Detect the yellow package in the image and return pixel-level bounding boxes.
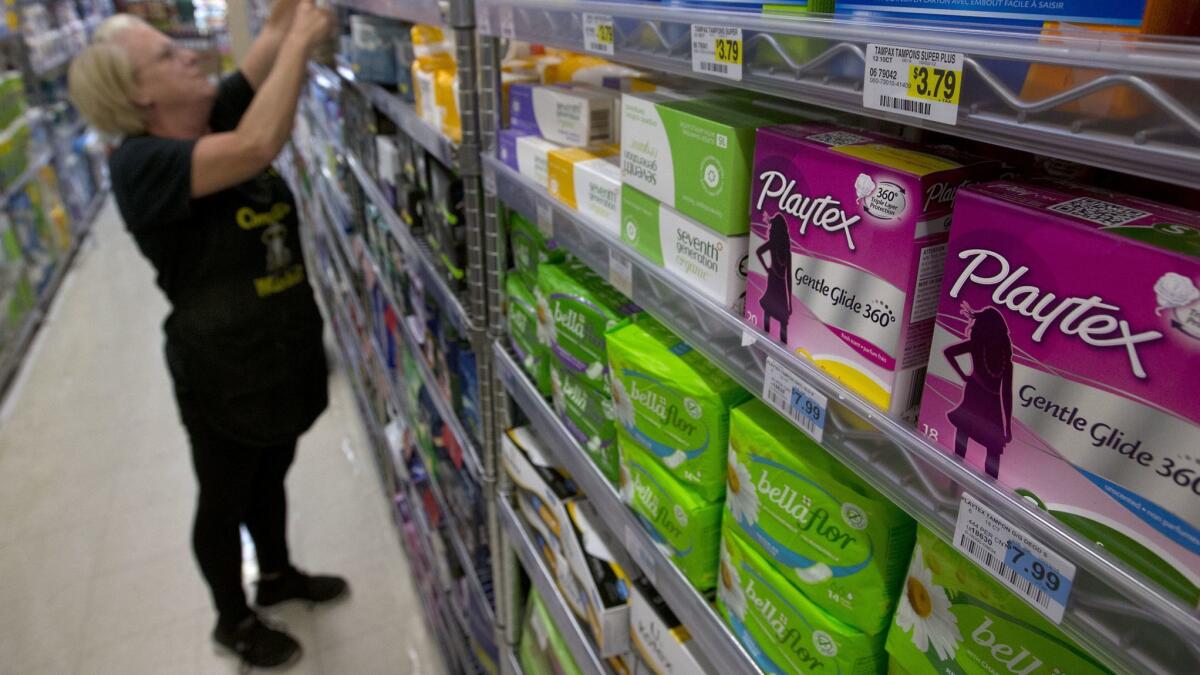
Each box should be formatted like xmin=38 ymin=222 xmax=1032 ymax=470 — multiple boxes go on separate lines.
xmin=546 ymin=144 xmax=619 ymax=209
xmin=542 ymin=54 xmax=641 ymax=86
xmin=412 ymin=53 xmax=454 ymax=129
xmin=410 ymin=23 xmax=448 ymax=58
xmin=435 ymin=67 xmax=461 ymax=143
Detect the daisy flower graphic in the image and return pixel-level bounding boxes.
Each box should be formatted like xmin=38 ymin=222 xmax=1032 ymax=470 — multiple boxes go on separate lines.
xmin=550 ymin=369 xmax=565 ymax=416
xmin=895 ymin=545 xmax=962 ymax=662
xmin=726 ymin=457 xmax=759 ymax=527
xmin=609 ymin=377 xmax=636 ymax=427
xmin=534 ymin=289 xmax=556 ymax=346
xmin=619 ymin=464 xmax=634 ymax=503
xmin=718 ymin=541 xmax=747 ymax=620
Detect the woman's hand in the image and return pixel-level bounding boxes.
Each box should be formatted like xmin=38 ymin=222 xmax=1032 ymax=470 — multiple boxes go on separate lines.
xmin=286 ymin=0 xmax=334 ymax=54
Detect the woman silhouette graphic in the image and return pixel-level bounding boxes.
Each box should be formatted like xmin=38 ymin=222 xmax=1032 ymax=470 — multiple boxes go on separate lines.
xmin=756 ymin=214 xmax=793 ymax=342
xmin=943 ymin=304 xmax=1014 ymax=479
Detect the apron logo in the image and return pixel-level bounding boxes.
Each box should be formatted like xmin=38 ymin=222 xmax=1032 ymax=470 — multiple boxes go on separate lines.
xmin=237 ymin=203 xmax=292 ymax=230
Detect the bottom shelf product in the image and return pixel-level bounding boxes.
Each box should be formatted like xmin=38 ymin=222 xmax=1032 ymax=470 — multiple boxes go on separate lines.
xmin=628 ymin=577 xmax=712 ymax=675
xmin=520 ymin=587 xmax=584 ymax=675
xmin=885 ymin=526 xmax=1110 ymax=675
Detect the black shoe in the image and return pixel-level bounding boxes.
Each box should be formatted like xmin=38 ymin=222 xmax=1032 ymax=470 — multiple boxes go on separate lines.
xmin=213 ymin=613 xmax=301 ymax=670
xmin=255 ymin=567 xmax=350 ymax=608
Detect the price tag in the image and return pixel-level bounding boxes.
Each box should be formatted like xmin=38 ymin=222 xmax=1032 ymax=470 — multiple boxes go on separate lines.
xmin=536 ymin=201 xmax=554 ymax=238
xmin=483 ymin=168 xmax=496 ymax=195
xmin=691 ymin=25 xmax=743 ymax=81
xmin=583 ymin=14 xmax=615 ymax=56
xmin=953 ymin=493 xmax=1076 ymax=623
xmin=863 ymin=44 xmax=963 ymax=125
xmin=499 ymin=6 xmax=516 ymax=39
xmin=761 ymin=356 xmax=827 ymax=443
xmin=609 ymin=250 xmax=634 ymax=299
xmin=625 ymin=525 xmax=657 ymax=585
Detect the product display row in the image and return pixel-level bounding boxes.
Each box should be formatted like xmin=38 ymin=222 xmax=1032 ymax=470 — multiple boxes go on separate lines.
xmin=0 ymin=62 xmax=110 ymax=399
xmin=295 ymin=3 xmax=1200 ymax=675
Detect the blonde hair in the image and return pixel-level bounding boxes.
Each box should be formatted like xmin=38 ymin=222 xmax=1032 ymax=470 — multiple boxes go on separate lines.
xmin=68 ymin=15 xmax=149 ymax=136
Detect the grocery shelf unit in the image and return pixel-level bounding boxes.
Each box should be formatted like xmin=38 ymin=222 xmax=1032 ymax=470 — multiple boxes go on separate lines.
xmin=473 ymin=5 xmax=1200 ymax=675
xmin=303 ymin=0 xmax=505 ymax=673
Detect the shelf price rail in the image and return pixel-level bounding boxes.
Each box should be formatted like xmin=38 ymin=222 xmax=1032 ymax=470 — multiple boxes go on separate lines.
xmin=476 ymin=0 xmax=1200 ymax=191
xmin=483 ymin=153 xmax=1200 ymax=675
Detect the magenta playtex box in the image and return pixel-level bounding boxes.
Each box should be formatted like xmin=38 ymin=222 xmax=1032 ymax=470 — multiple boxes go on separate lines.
xmin=920 ymin=179 xmax=1200 ymax=603
xmin=744 ymin=123 xmax=997 ymax=420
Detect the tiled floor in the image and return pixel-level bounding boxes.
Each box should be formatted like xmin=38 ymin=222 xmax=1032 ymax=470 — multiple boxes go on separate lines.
xmin=0 ymin=200 xmax=446 ymax=675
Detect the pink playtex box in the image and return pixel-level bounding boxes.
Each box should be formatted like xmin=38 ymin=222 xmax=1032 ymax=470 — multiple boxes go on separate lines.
xmin=744 ymin=123 xmax=997 ymax=420
xmin=920 ymin=179 xmax=1200 ymax=603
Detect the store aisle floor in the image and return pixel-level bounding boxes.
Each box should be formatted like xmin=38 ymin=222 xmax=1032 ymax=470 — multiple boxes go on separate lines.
xmin=0 ymin=200 xmax=446 ymax=675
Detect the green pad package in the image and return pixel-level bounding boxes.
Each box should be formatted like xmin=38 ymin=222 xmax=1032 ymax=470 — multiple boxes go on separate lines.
xmin=607 ymin=316 xmax=750 ymax=502
xmin=510 ymin=211 xmax=564 ymax=281
xmin=718 ymin=523 xmax=888 ymax=675
xmin=885 ymin=527 xmax=1110 ymax=675
xmin=550 ymin=358 xmax=619 ymax=483
xmin=619 ymin=434 xmax=723 ymax=592
xmin=520 ymin=588 xmax=584 ymax=675
xmin=536 ymin=259 xmax=640 ymax=393
xmin=727 ymin=399 xmax=915 ymax=634
xmin=507 ymin=272 xmax=551 ymax=395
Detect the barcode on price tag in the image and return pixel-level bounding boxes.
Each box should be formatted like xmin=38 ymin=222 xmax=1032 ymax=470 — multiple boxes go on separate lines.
xmin=691 ymin=25 xmax=743 ymax=81
xmin=536 ymin=201 xmax=553 ymax=238
xmin=863 ymin=44 xmax=963 ymax=125
xmin=583 ymin=14 xmax=614 ymax=56
xmin=761 ymin=357 xmax=826 ymax=443
xmin=499 ymin=6 xmax=515 ymax=39
xmin=625 ymin=524 xmax=657 ymax=585
xmin=609 ymin=250 xmax=633 ymax=298
xmin=953 ymin=493 xmax=1076 ymax=623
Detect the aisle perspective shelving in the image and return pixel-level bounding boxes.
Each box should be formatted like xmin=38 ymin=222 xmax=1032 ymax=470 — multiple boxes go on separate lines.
xmin=298 ymin=3 xmax=1200 ymax=675
xmin=482 ymin=148 xmax=1200 ymax=675
xmin=475 ymin=0 xmax=1200 ymax=190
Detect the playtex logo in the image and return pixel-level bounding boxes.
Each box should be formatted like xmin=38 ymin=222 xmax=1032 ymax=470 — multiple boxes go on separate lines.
xmin=1154 ymin=271 xmax=1200 ymax=341
xmin=755 ymin=171 xmax=862 ymax=250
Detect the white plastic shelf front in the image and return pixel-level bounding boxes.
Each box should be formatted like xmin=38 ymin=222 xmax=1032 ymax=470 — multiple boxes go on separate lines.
xmin=497 ymin=497 xmax=609 ymax=675
xmin=335 ymin=62 xmax=460 ymax=170
xmin=483 ymin=154 xmax=1200 ymax=675
xmin=333 ymin=0 xmax=444 ymax=26
xmin=493 ymin=343 xmax=762 ymax=675
xmin=476 ymin=0 xmax=1200 ymax=190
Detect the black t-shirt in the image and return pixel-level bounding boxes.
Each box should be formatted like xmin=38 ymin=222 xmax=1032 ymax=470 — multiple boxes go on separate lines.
xmin=110 ymin=71 xmax=327 ymax=446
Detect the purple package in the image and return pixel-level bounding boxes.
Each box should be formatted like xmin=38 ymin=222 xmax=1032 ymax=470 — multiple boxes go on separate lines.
xmin=744 ymin=123 xmax=997 ymax=420
xmin=920 ymin=179 xmax=1200 ymax=603
xmin=498 ymin=127 xmax=532 ymax=172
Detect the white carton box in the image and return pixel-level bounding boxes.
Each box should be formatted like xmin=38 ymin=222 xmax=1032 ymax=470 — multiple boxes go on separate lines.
xmin=547 ymin=145 xmax=622 ymax=237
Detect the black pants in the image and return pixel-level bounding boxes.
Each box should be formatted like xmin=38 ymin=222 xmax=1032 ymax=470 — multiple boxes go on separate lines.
xmin=186 ymin=415 xmax=298 ymax=626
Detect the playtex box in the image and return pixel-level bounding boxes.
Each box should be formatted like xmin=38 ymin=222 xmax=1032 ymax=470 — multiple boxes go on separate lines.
xmin=885 ymin=527 xmax=1108 ymax=675
xmin=727 ymin=398 xmax=916 ymax=635
xmin=919 ymin=180 xmax=1200 ymax=605
xmin=621 ymin=184 xmax=750 ymax=311
xmin=744 ymin=124 xmax=998 ymax=421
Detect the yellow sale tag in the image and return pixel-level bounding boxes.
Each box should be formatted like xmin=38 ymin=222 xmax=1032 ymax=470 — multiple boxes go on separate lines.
xmin=907 ymin=64 xmax=961 ymax=105
xmin=715 ymin=37 xmax=743 ymax=65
